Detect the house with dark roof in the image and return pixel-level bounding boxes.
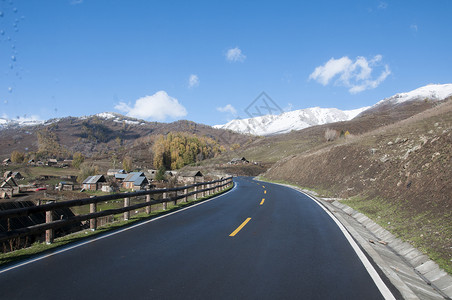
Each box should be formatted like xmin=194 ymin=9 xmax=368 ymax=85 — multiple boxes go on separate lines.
xmin=178 ymin=171 xmax=204 ymax=184
xmin=82 ymin=175 xmax=106 ymax=191
xmin=3 ymin=171 xmax=12 ymax=178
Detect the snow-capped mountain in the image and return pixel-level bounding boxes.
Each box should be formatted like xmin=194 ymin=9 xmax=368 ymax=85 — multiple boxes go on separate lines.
xmin=89 ymin=112 xmax=146 ymax=125
xmin=213 ymin=107 xmax=369 ymax=136
xmin=214 ymin=83 xmax=452 ymax=136
xmin=0 ymin=116 xmax=43 ymax=128
xmin=372 ymin=83 xmax=452 ymax=108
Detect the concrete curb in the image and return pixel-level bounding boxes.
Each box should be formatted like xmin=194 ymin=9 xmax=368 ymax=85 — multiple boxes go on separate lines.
xmin=266 ymin=181 xmax=452 ymax=300
xmin=326 ymin=199 xmax=452 ymax=299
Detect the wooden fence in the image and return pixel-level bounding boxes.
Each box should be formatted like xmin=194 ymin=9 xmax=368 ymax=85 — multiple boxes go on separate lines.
xmin=0 ymin=177 xmax=233 ymax=245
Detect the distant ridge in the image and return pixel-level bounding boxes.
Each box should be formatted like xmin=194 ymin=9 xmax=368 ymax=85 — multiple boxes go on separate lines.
xmin=214 ymin=83 xmax=452 ymax=136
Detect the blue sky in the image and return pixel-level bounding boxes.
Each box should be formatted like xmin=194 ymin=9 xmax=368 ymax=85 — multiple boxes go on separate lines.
xmin=0 ymin=0 xmax=451 ymax=125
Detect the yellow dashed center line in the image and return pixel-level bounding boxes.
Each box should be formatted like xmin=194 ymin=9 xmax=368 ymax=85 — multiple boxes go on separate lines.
xmin=229 ymin=218 xmax=252 ymax=237
xmin=264 ymin=190 xmax=267 ymax=194
xmin=260 ymin=198 xmax=265 ymax=205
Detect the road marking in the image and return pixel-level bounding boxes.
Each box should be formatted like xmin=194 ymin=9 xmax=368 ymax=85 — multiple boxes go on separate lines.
xmin=264 ymin=190 xmax=267 ymax=194
xmin=260 ymin=198 xmax=265 ymax=205
xmin=0 ymin=181 xmax=238 ymax=274
xmin=278 ymin=185 xmax=396 ymax=300
xmin=262 ymin=186 xmax=265 ymax=188
xmin=229 ymin=218 xmax=251 ymax=237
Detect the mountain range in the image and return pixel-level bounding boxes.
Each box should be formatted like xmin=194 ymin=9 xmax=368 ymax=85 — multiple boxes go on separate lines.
xmin=214 ymin=83 xmax=452 ymax=136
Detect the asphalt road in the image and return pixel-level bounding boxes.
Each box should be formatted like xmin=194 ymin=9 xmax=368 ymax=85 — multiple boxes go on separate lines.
xmin=0 ymin=177 xmax=394 ymax=299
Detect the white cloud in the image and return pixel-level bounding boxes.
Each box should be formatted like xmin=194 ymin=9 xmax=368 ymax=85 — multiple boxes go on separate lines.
xmin=378 ymin=2 xmax=388 ymax=9
xmin=115 ymin=91 xmax=187 ymax=121
xmin=410 ymin=24 xmax=418 ymax=32
xmin=217 ymin=104 xmax=237 ymax=115
xmin=188 ymin=74 xmax=199 ymax=88
xmin=226 ymin=47 xmax=246 ymax=62
xmin=309 ymin=55 xmax=391 ymax=94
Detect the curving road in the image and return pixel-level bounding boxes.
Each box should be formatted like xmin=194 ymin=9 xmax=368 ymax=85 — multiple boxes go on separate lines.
xmin=0 ymin=177 xmax=396 ymax=299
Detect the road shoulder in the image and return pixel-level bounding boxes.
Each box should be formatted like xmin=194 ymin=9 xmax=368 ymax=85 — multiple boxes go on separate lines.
xmin=261 ymin=180 xmax=452 ymax=300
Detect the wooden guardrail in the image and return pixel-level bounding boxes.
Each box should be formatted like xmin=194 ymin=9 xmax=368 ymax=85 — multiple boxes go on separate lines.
xmin=0 ymin=177 xmax=233 ymax=245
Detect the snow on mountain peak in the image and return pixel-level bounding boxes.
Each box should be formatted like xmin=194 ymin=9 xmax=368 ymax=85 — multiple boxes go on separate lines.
xmin=213 ymin=106 xmax=369 ymax=136
xmin=374 ymin=83 xmax=452 ymax=107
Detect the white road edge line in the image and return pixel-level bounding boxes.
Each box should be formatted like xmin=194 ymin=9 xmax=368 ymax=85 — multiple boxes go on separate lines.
xmin=0 ymin=182 xmax=237 ymax=274
xmin=260 ymin=181 xmax=396 ymax=300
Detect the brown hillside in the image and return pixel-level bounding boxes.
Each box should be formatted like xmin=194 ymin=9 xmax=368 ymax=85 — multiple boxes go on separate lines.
xmin=0 ymin=115 xmax=255 ymax=163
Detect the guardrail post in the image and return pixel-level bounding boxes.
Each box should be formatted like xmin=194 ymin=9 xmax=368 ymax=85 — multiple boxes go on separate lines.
xmin=163 ymin=192 xmax=167 ymax=210
xmin=124 ymin=197 xmax=130 ymax=220
xmin=194 ymin=186 xmax=197 ymax=200
xmin=146 ymin=194 xmax=151 ymax=214
xmin=184 ymin=187 xmax=188 ymax=202
xmin=45 ymin=208 xmax=54 ymax=244
xmin=207 ymin=184 xmax=211 ymax=196
xmin=90 ymin=202 xmax=97 ymax=230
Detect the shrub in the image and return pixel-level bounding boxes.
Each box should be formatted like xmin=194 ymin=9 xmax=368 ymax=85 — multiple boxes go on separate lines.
xmin=325 ymin=129 xmax=337 ymax=142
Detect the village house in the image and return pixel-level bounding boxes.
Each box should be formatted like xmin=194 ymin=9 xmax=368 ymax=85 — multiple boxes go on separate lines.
xmin=47 ymin=159 xmax=58 ymax=166
xmin=107 ymin=169 xmax=126 ymax=176
xmin=178 ymin=171 xmax=204 ymax=184
xmin=58 ymin=181 xmax=74 ymax=191
xmin=114 ymin=173 xmax=128 ymax=183
xmin=2 ymin=158 xmax=11 ymax=165
xmin=132 ymin=176 xmax=150 ymax=191
xmin=3 ymin=171 xmax=12 ymax=178
xmin=229 ymin=157 xmax=249 ymax=165
xmin=0 ymin=177 xmax=19 ymax=198
xmin=82 ymin=175 xmax=106 ymax=191
xmin=122 ymin=172 xmax=149 ymax=190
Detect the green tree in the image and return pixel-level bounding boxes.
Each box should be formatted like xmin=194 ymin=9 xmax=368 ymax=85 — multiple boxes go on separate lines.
xmin=155 ymin=166 xmax=166 ymax=181
xmin=72 ymin=152 xmax=85 ymax=169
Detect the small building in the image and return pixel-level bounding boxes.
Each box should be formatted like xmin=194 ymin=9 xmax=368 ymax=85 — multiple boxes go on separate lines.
xmin=58 ymin=182 xmax=74 ymax=191
xmin=11 ymin=172 xmax=23 ymax=180
xmin=229 ymin=157 xmax=249 ymax=164
xmin=107 ymin=169 xmax=126 ymax=176
xmin=133 ymin=176 xmax=149 ymax=191
xmin=47 ymin=159 xmax=58 ymax=166
xmin=3 ymin=171 xmax=12 ymax=178
xmin=122 ymin=172 xmax=147 ymax=190
xmin=82 ymin=175 xmax=106 ymax=191
xmin=178 ymin=171 xmax=204 ymax=184
xmin=2 ymin=158 xmax=11 ymax=165
xmin=114 ymin=173 xmax=128 ymax=182
xmin=28 ymin=159 xmax=35 ymax=164
xmin=0 ymin=177 xmax=19 ymax=198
